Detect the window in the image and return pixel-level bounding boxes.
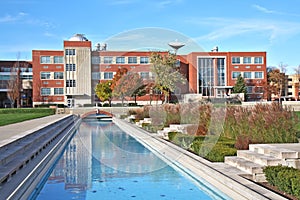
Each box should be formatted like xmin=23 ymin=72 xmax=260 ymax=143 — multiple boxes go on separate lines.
xmin=116 ymin=57 xmax=125 ymax=64
xmin=257 ymin=66 xmax=262 ymax=69
xmin=54 ymin=88 xmax=64 ymax=95
xmin=232 ymin=57 xmax=240 ymax=64
xmin=104 ymin=57 xmax=113 ymax=64
xmin=245 ymin=66 xmax=250 ymax=69
xmin=56 ymin=66 xmax=62 ymax=69
xmin=140 ymin=57 xmax=149 ymax=64
xmin=243 ymin=72 xmax=252 ymax=79
xmin=255 ymin=72 xmax=263 ymax=79
xmin=140 ymin=72 xmax=149 ymax=79
xmin=41 ymin=72 xmax=51 ymax=79
xmin=243 ymin=57 xmax=252 ymax=64
xmin=43 ymin=66 xmax=48 ymax=69
xmin=65 ymin=49 xmax=75 ymax=56
xmin=66 ymin=80 xmax=76 ymax=87
xmin=41 ymin=88 xmax=51 ymax=96
xmin=104 ymin=72 xmax=113 ymax=80
xmin=54 ymin=72 xmax=64 ymax=79
xmin=246 ymin=86 xmax=254 ymax=94
xmin=128 ymin=57 xmax=137 ymax=64
xmin=54 ymin=56 xmax=63 ymax=63
xmin=92 ymin=56 xmax=100 ymax=64
xmin=66 ymin=64 xmax=76 ymax=71
xmin=41 ymin=56 xmax=51 ymax=64
xmin=254 ymin=57 xmax=263 ymax=64
xmin=234 ymin=66 xmax=239 ymax=68
xmin=232 ymin=72 xmax=241 ymax=79
xmin=43 ymin=81 xmax=48 ymax=84
xmin=56 ymin=81 xmax=62 ymax=85
xmin=92 ymin=72 xmax=100 ymax=80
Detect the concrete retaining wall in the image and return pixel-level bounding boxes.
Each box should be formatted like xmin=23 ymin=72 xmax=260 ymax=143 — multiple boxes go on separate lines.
xmin=0 ymin=115 xmax=81 ymax=200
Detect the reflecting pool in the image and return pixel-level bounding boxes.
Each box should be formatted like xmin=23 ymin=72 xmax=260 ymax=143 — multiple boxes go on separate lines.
xmin=32 ymin=118 xmax=230 ymax=200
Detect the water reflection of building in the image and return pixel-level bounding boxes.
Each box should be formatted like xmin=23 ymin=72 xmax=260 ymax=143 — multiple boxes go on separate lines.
xmin=48 ymin=125 xmax=92 ymax=191
xmin=47 ymin=121 xmax=181 ymax=191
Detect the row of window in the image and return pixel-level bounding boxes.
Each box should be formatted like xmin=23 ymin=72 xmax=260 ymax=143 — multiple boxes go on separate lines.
xmin=65 ymin=49 xmax=76 ymax=56
xmin=41 ymin=72 xmax=64 ymax=80
xmin=0 ymin=67 xmax=32 ymax=72
xmin=101 ymin=72 xmax=151 ymax=80
xmin=232 ymin=71 xmax=264 ymax=79
xmin=92 ymin=56 xmax=149 ymax=64
xmin=0 ymin=74 xmax=33 ymax=80
xmin=41 ymin=88 xmax=64 ymax=96
xmin=232 ymin=56 xmax=263 ymax=64
xmin=40 ymin=56 xmax=64 ymax=64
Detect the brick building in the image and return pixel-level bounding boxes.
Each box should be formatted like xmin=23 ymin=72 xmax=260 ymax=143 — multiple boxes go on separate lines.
xmin=0 ymin=60 xmax=32 ymax=107
xmin=1 ymin=34 xmax=268 ymax=107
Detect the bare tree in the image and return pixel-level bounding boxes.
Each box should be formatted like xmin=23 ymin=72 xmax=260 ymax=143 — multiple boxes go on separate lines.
xmin=7 ymin=61 xmax=21 ymax=108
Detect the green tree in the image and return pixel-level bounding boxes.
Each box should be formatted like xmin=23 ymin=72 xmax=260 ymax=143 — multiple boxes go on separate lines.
xmin=95 ymin=81 xmax=112 ymax=106
xmin=113 ymin=72 xmax=145 ymax=106
xmin=232 ymin=74 xmax=247 ymax=100
xmin=131 ymin=84 xmax=147 ymax=104
xmin=150 ymin=52 xmax=185 ymax=103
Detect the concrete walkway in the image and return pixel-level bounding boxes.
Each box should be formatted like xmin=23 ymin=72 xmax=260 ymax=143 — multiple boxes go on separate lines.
xmin=0 ymin=114 xmax=70 ymax=148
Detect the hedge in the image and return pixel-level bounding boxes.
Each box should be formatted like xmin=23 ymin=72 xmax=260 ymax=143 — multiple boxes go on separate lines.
xmin=0 ymin=108 xmax=55 ymax=115
xmin=264 ymin=165 xmax=300 ymax=199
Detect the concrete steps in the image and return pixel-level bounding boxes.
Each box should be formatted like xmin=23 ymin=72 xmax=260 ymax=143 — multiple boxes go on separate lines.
xmin=225 ymin=143 xmax=300 ymax=182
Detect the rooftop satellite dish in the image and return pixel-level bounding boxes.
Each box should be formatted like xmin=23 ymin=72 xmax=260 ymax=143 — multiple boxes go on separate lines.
xmin=168 ymin=40 xmax=185 ymax=54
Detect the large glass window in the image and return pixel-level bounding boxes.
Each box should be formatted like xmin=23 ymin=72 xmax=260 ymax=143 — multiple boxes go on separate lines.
xmin=54 ymin=72 xmax=64 ymax=79
xmin=40 ymin=56 xmax=51 ymax=64
xmin=243 ymin=72 xmax=252 ymax=79
xmin=116 ymin=57 xmax=125 ymax=64
xmin=54 ymin=88 xmax=64 ymax=95
xmin=104 ymin=57 xmax=113 ymax=64
xmin=254 ymin=57 xmax=263 ymax=64
xmin=41 ymin=88 xmax=51 ymax=96
xmin=54 ymin=56 xmax=64 ymax=63
xmin=255 ymin=72 xmax=263 ymax=79
xmin=232 ymin=71 xmax=241 ymax=79
xmin=65 ymin=49 xmax=75 ymax=56
xmin=198 ymin=58 xmax=214 ymax=96
xmin=140 ymin=57 xmax=149 ymax=64
xmin=66 ymin=64 xmax=76 ymax=71
xmin=104 ymin=72 xmax=113 ymax=80
xmin=217 ymin=58 xmax=225 ymax=86
xmin=41 ymin=72 xmax=51 ymax=79
xmin=128 ymin=57 xmax=137 ymax=64
xmin=243 ymin=57 xmax=252 ymax=64
xmin=66 ymin=80 xmax=76 ymax=87
xmin=232 ymin=57 xmax=240 ymax=64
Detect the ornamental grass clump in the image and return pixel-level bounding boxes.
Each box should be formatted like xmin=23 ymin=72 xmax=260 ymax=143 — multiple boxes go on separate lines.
xmin=223 ymin=103 xmax=298 ymax=150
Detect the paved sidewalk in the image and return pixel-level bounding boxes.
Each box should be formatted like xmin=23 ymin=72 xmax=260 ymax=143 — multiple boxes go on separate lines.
xmin=0 ymin=114 xmax=70 ymax=148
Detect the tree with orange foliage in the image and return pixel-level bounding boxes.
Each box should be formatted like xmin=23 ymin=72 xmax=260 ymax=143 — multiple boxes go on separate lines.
xmin=110 ymin=67 xmax=128 ymax=90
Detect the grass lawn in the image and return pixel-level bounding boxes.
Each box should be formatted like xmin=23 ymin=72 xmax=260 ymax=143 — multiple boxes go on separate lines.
xmin=0 ymin=108 xmax=55 ymax=126
xmin=168 ymin=133 xmax=237 ymax=162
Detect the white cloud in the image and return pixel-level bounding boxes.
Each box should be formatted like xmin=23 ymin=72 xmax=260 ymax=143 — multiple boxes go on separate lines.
xmin=252 ymin=4 xmax=276 ymax=14
xmin=186 ymin=18 xmax=300 ymax=44
xmin=0 ymin=12 xmax=27 ymax=23
xmin=252 ymin=4 xmax=300 ymax=17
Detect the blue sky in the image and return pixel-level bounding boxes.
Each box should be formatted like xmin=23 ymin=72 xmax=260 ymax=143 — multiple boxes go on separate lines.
xmin=1 ymin=0 xmax=300 ymax=74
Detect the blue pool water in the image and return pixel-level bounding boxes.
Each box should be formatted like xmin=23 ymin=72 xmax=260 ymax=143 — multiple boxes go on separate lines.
xmin=33 ymin=118 xmax=230 ymax=200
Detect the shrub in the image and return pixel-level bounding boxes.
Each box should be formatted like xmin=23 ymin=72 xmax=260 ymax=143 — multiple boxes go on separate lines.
xmin=168 ymin=131 xmax=178 ymax=141
xmin=264 ymin=165 xmax=300 ymax=198
xmin=223 ymin=103 xmax=298 ymax=149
